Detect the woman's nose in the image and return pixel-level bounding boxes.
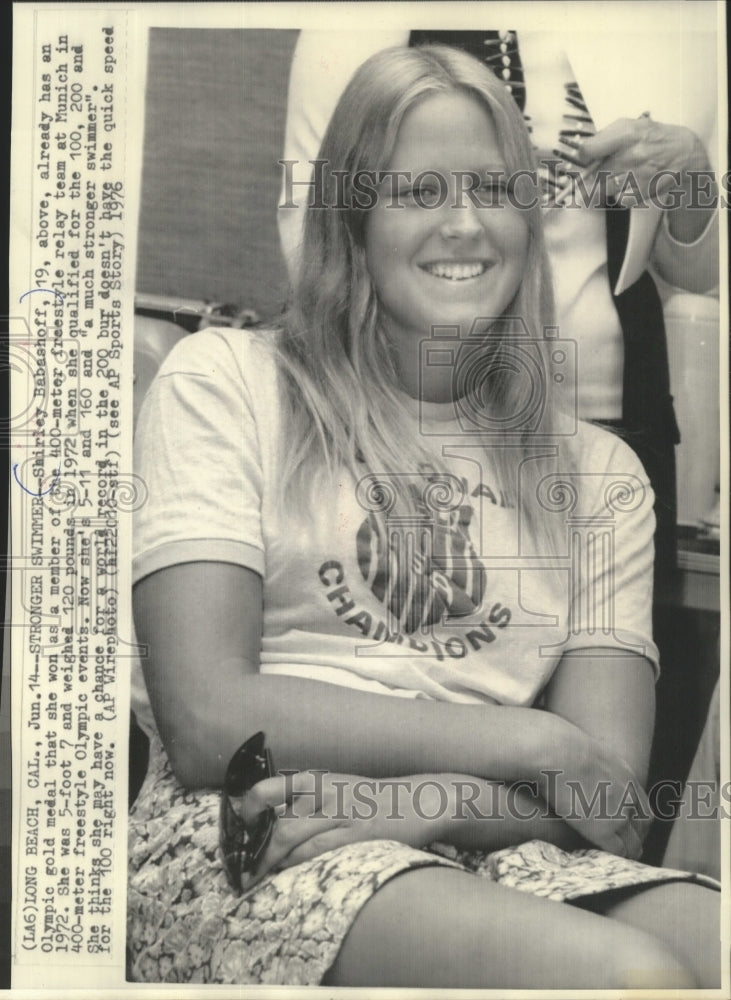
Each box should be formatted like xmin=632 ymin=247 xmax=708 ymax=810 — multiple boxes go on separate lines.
xmin=438 ymin=202 xmax=484 ymax=240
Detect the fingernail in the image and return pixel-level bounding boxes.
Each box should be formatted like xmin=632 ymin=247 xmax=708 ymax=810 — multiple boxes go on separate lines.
xmin=239 ymin=870 xmax=260 ymax=894
xmin=553 ymin=149 xmax=585 ymax=169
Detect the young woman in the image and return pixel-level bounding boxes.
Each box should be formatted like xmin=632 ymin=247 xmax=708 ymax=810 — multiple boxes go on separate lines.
xmin=128 ymin=45 xmax=720 ymax=988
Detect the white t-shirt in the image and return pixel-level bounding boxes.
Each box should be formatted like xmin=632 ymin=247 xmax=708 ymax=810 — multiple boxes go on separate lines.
xmin=131 ymin=328 xmax=658 ymax=734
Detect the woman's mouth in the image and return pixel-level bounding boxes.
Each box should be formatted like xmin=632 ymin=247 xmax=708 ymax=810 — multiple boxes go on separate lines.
xmin=419 ymin=260 xmax=491 ymax=281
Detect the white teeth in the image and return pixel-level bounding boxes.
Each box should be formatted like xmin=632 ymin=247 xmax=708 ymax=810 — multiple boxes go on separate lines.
xmin=422 ymin=261 xmax=487 ymax=280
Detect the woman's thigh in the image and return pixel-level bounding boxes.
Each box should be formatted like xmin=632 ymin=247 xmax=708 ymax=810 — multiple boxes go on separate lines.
xmin=324 ymin=866 xmax=697 ymax=990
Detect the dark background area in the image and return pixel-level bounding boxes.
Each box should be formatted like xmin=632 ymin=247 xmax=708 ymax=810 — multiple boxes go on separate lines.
xmin=136 ymin=28 xmax=297 ymax=321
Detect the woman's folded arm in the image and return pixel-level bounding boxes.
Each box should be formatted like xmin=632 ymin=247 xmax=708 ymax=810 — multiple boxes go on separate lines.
xmin=134 ymin=561 xmax=568 ymax=790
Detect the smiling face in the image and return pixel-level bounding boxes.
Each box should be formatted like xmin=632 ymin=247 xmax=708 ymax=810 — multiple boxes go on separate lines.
xmin=364 ymin=90 xmax=530 ymax=398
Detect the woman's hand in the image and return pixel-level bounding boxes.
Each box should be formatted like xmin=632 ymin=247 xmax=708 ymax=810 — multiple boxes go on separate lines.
xmin=234 ymin=770 xmax=456 ymax=891
xmin=533 ymin=717 xmax=652 ymax=860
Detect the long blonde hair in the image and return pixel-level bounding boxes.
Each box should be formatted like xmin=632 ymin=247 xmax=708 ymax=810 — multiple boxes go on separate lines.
xmin=276 ymin=44 xmax=568 ymax=556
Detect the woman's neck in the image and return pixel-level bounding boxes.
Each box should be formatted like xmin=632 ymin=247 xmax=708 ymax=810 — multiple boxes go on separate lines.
xmin=389 ymin=327 xmax=460 ymax=403
xmin=393 ymin=335 xmax=491 ymax=407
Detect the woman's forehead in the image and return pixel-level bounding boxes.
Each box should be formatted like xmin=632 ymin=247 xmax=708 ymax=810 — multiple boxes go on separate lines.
xmin=386 ymin=91 xmax=506 ymax=172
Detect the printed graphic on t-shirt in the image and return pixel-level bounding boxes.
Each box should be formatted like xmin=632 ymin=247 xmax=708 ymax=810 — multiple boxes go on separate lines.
xmin=318 ymin=473 xmax=514 ymax=661
xmin=356 ymin=504 xmax=485 ymax=633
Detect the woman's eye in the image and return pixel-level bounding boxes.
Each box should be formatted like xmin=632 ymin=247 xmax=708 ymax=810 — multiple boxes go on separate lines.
xmin=402 ymin=185 xmax=442 ymax=206
xmin=396 ymin=180 xmax=507 ymax=206
xmin=476 ymin=182 xmax=507 ymax=204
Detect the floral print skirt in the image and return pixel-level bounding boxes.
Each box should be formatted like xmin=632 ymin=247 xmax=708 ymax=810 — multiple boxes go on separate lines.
xmin=128 ymin=736 xmax=719 ymax=985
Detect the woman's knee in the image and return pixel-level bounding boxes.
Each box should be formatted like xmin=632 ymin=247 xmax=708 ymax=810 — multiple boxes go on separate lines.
xmin=599 ymin=879 xmax=721 ymax=988
xmin=603 ymin=927 xmax=697 ymax=990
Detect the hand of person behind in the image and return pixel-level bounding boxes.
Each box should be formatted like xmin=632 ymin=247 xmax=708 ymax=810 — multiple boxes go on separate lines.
xmin=575 ymin=115 xmax=712 ymax=212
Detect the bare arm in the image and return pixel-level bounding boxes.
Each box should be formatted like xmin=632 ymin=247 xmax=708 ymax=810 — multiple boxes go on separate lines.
xmin=136 ymin=563 xmax=651 ymax=857
xmin=542 ymin=648 xmax=655 ymax=786
xmin=134 ymin=561 xmax=563 ymax=789
xmin=435 ymin=777 xmax=590 ymax=854
xmin=425 ymin=649 xmax=655 ymax=855
xmin=652 ymin=132 xmax=718 ymax=293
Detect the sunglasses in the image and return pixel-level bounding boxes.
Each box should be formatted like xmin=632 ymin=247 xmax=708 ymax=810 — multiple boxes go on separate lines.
xmin=219 ymin=730 xmax=276 ymax=894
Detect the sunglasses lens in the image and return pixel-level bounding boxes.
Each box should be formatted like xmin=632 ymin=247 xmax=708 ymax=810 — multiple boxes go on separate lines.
xmin=219 ymin=732 xmax=275 ymax=893
xmin=225 ymin=731 xmax=271 ymax=795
